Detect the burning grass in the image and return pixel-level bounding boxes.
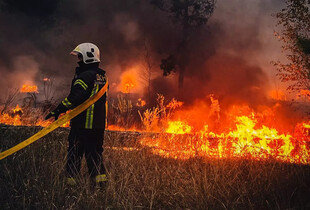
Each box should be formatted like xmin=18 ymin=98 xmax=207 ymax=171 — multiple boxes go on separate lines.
xmin=1 ymin=125 xmax=310 ymax=209
xmin=1 ymin=94 xmax=310 ymax=165
xmin=1 ymin=92 xmax=310 ymax=208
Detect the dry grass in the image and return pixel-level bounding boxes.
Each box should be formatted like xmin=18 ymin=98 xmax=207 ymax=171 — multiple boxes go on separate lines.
xmin=1 ymin=125 xmax=310 ymax=209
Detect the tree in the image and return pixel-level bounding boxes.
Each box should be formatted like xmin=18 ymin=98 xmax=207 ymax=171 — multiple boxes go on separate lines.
xmin=298 ymin=36 xmax=310 ymax=54
xmin=141 ymin=40 xmax=156 ymax=105
xmin=274 ymin=0 xmax=310 ymax=92
xmin=151 ymin=0 xmax=215 ymax=97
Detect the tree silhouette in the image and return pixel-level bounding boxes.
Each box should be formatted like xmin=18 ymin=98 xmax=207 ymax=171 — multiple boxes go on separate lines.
xmin=151 ymin=0 xmax=215 ymax=97
xmin=298 ymin=37 xmax=310 ymax=55
xmin=274 ymin=0 xmax=310 ymax=92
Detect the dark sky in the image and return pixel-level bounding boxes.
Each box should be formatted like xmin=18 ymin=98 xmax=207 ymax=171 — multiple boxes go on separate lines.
xmin=0 ymin=0 xmax=286 ymax=106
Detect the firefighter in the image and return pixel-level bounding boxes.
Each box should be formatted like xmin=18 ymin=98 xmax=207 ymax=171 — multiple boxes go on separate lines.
xmin=45 ymin=43 xmax=108 ymax=189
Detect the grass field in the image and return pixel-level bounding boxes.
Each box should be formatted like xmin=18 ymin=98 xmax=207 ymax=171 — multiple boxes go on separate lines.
xmin=1 ymin=125 xmax=310 ymax=209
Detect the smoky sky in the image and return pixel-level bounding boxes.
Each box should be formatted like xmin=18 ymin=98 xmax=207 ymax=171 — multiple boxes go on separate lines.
xmin=0 ymin=0 xmax=285 ymax=106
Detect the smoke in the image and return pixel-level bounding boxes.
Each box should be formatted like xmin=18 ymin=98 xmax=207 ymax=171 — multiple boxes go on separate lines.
xmin=0 ymin=56 xmax=39 ymax=89
xmin=0 ymin=0 xmax=285 ymax=107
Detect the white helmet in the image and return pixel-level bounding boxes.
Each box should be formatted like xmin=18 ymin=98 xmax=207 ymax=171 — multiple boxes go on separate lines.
xmin=70 ymin=43 xmax=100 ymax=64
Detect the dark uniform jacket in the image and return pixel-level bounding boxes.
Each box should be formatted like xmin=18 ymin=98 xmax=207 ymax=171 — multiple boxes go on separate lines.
xmin=57 ymin=63 xmax=107 ymax=129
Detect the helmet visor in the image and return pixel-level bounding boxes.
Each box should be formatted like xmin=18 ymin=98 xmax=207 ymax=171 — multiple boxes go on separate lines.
xmin=70 ymin=50 xmax=79 ymax=56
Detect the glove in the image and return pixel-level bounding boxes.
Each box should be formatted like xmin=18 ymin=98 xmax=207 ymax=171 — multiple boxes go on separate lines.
xmin=45 ymin=109 xmax=61 ymax=120
xmin=45 ymin=102 xmax=68 ymax=121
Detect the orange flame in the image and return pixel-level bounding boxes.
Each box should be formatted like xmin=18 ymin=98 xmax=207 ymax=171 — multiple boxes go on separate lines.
xmin=117 ymin=65 xmax=144 ymax=94
xmin=138 ymin=98 xmax=310 ymax=164
xmin=303 ymin=123 xmax=310 ymax=129
xmin=20 ymin=84 xmax=38 ymax=93
xmin=166 ymin=99 xmax=183 ymax=109
xmin=140 ymin=116 xmax=310 ymax=164
xmin=0 ymin=105 xmax=69 ymax=127
xmin=1 ymin=93 xmax=310 ymax=165
xmin=137 ymin=98 xmax=146 ymax=107
xmin=0 ymin=113 xmax=22 ymax=126
xmin=297 ymin=89 xmax=310 ymax=100
xmin=12 ymin=105 xmax=23 ymax=114
xmin=166 ymin=121 xmax=192 ymax=134
xmin=269 ymin=90 xmax=287 ymax=101
xmin=119 ymin=72 xmax=137 ymax=93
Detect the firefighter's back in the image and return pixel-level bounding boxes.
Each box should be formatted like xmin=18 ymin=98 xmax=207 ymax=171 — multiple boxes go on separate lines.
xmin=70 ymin=67 xmax=107 ymax=129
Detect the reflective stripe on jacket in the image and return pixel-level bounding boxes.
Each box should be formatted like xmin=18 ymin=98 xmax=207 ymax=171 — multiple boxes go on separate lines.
xmin=61 ymin=63 xmax=107 ymax=129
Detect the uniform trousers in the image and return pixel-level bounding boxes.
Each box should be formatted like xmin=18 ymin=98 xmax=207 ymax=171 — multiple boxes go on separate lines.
xmin=66 ymin=127 xmax=106 ymax=178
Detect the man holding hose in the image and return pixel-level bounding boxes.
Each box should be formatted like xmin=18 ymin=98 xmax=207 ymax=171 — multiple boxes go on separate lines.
xmin=45 ymin=43 xmax=108 ymax=189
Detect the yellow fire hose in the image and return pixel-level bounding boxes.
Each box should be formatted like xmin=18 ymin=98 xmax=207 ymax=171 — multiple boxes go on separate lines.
xmin=0 ymin=81 xmax=108 ymax=160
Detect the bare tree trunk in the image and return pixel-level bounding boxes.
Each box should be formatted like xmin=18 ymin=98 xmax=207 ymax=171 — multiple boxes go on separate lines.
xmin=177 ymin=6 xmax=189 ymax=100
xmin=148 ymin=71 xmax=151 ymax=105
xmin=178 ymin=66 xmax=185 ymax=99
xmin=143 ymin=40 xmax=154 ymax=105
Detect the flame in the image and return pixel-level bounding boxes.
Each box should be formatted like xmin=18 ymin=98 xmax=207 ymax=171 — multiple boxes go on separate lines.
xmin=137 ymin=98 xmax=146 ymax=107
xmin=20 ymin=84 xmax=38 ymax=93
xmin=118 ymin=69 xmax=138 ymax=93
xmin=43 ymin=78 xmax=50 ymax=82
xmin=227 ymin=116 xmax=293 ymax=158
xmin=0 ymin=105 xmax=69 ymax=127
xmin=0 ymin=113 xmax=22 ymax=126
xmin=297 ymin=89 xmax=310 ymax=100
xmin=269 ymin=90 xmax=287 ymax=101
xmin=166 ymin=99 xmax=183 ymax=109
xmin=138 ymin=98 xmax=310 ymax=164
xmin=166 ymin=121 xmax=192 ymax=134
xmin=303 ymin=123 xmax=310 ymax=129
xmin=12 ymin=105 xmax=23 ymax=114
xmin=1 ymin=93 xmax=310 ymax=165
xmin=140 ymin=116 xmax=309 ymax=164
